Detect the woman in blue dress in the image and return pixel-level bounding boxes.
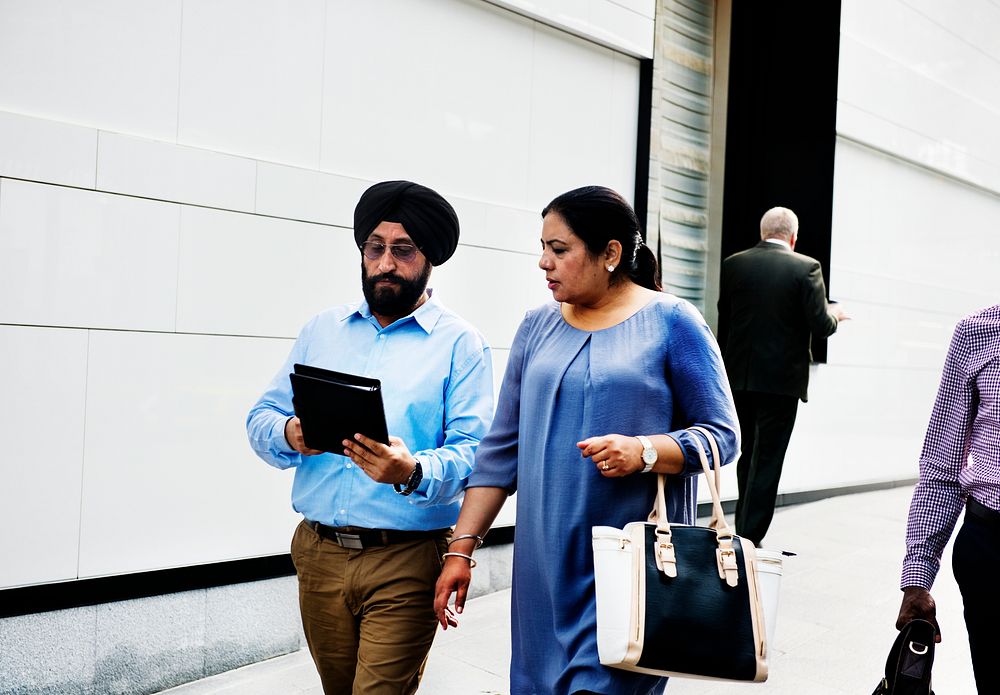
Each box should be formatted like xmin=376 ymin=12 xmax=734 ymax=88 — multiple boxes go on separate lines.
xmin=434 ymin=186 xmax=740 ymax=694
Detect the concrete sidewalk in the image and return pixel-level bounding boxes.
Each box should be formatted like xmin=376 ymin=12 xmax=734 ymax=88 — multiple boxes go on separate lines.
xmin=159 ymin=486 xmax=976 ymax=694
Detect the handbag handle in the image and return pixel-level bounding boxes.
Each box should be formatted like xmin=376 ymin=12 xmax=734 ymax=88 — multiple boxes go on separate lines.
xmin=650 ymin=426 xmax=741 ymax=587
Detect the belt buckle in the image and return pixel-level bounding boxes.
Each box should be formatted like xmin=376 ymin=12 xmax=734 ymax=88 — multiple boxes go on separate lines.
xmin=334 ymin=532 xmax=364 ymax=550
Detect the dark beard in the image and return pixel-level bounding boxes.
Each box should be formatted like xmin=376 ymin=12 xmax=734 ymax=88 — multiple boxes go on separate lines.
xmin=361 ymin=262 xmax=431 ymax=319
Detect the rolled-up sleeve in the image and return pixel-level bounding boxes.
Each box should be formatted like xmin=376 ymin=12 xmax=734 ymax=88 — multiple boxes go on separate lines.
xmin=663 ymin=301 xmax=741 ymax=476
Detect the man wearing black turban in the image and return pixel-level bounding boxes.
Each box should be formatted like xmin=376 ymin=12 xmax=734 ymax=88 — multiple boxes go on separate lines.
xmin=353 ymin=180 xmax=460 ymax=267
xmin=247 ymin=180 xmax=494 ymax=694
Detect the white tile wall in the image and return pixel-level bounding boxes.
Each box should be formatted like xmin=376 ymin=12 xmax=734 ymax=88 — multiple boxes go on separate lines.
xmin=177 ymin=0 xmax=325 ymax=168
xmin=899 ymin=0 xmax=1000 ymax=64
xmin=0 ymin=111 xmax=97 ymax=189
xmin=836 ymin=101 xmax=1000 ymax=195
xmin=255 ymin=163 xmax=369 ymax=228
xmin=0 ymin=0 xmax=182 ymax=141
xmin=96 ymin=132 xmax=257 ymax=212
xmin=841 ymin=0 xmax=1000 ymax=115
xmin=830 ymin=140 xmax=1000 ymax=306
xmin=430 ymin=245 xmax=550 ymax=350
xmin=828 ymin=140 xmax=1000 ymax=387
xmin=487 ymin=0 xmax=656 ymax=58
xmin=838 ymin=3 xmax=1000 ymax=194
xmin=589 ymin=0 xmax=656 ymax=57
xmin=780 ymin=364 xmax=937 ymax=492
xmin=0 ymin=180 xmax=180 ymax=331
xmin=321 ymin=0 xmax=535 ymax=209
xmin=0 ymin=326 xmax=88 ymax=589
xmin=175 ymin=206 xmax=354 ymax=339
xmin=608 ymin=52 xmax=642 ymax=200
xmin=527 ymin=25 xmax=636 ymax=210
xmin=485 ymin=205 xmax=544 ymax=255
xmin=77 ymin=331 xmax=300 ymax=577
xmin=0 ymin=0 xmax=647 ymax=585
xmin=607 ymin=0 xmax=656 ymax=19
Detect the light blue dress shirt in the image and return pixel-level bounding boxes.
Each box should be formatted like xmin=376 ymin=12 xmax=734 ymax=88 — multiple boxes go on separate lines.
xmin=247 ymin=293 xmax=494 ymax=530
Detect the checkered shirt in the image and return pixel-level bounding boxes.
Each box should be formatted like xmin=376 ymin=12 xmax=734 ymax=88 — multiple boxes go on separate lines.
xmin=902 ymin=304 xmax=1000 ymax=590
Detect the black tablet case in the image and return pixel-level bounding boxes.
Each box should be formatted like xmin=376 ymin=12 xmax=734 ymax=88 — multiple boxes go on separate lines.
xmin=289 ymin=363 xmax=389 ymax=451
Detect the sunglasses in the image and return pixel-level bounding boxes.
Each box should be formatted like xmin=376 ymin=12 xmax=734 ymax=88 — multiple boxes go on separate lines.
xmin=359 ymin=241 xmax=420 ymax=262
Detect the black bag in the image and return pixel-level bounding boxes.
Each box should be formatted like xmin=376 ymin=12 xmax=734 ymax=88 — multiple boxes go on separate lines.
xmin=872 ymin=619 xmax=935 ymax=695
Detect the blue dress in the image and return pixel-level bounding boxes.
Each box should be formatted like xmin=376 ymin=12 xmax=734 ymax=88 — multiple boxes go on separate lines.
xmin=469 ymin=294 xmax=740 ymax=695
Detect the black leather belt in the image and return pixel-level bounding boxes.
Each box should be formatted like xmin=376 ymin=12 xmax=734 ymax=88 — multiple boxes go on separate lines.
xmin=307 ymin=522 xmax=448 ymax=550
xmin=965 ymin=497 xmax=1000 ymax=528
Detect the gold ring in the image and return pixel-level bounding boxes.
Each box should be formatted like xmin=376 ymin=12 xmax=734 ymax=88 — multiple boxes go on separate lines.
xmin=602 ymin=462 xmax=610 ymax=471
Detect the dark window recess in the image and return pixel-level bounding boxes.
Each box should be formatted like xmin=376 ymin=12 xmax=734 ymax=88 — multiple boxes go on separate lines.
xmin=720 ymin=0 xmax=842 ymax=362
xmin=634 ymin=57 xmax=654 ymax=238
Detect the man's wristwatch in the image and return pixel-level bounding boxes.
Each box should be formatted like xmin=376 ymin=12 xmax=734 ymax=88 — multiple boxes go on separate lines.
xmin=394 ymin=459 xmax=423 ymax=496
xmin=637 ymin=435 xmax=657 ymax=473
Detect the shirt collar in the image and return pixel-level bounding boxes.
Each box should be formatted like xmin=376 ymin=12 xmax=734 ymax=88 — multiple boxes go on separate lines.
xmin=763 ymin=238 xmax=791 ymax=250
xmin=346 ymin=289 xmax=443 ymax=335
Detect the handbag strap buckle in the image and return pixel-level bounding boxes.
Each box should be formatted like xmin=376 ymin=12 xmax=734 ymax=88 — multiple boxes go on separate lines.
xmin=654 ymin=532 xmax=678 ymax=577
xmin=716 ymin=543 xmax=739 ymax=587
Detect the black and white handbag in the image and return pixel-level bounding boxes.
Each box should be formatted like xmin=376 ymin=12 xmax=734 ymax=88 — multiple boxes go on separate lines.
xmin=592 ymin=426 xmax=769 ymax=681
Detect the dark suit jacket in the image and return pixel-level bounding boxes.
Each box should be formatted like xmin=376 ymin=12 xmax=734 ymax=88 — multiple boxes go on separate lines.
xmin=717 ymin=240 xmax=839 ymax=402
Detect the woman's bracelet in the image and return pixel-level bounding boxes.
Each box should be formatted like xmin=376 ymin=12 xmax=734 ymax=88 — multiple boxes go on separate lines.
xmin=448 ymin=533 xmax=484 ymax=548
xmin=442 ymin=551 xmax=477 ymax=568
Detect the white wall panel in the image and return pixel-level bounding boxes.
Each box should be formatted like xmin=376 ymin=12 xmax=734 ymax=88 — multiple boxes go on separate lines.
xmin=177 ymin=0 xmax=325 ymax=168
xmin=838 ymin=31 xmax=1000 ymax=193
xmin=608 ymin=52 xmax=642 ymax=199
xmin=836 ymin=101 xmax=1000 ymax=195
xmin=255 ymin=163 xmax=369 ymax=227
xmin=175 ymin=207 xmax=352 ymax=339
xmin=0 ymin=0 xmax=646 ymax=584
xmin=448 ymin=198 xmax=541 ymax=256
xmin=0 ymin=180 xmax=179 ymax=331
xmin=431 ymin=246 xmax=550 ymax=350
xmin=321 ymin=0 xmax=534 ymax=208
xmin=77 ymin=331 xmax=299 ymax=578
xmin=0 ymin=111 xmax=97 ymax=189
xmin=900 ymin=0 xmax=1000 ymax=64
xmin=841 ymin=0 xmax=1000 ymax=115
xmin=589 ymin=0 xmax=655 ymax=56
xmin=485 ymin=205 xmax=543 ymax=255
xmin=0 ymin=326 xmax=88 ymax=589
xmin=96 ymin=132 xmax=257 ymax=212
xmin=0 ymin=0 xmax=182 ymax=141
xmin=527 ymin=25 xmax=637 ymax=211
xmin=829 ymin=140 xmax=1000 ymax=307
xmin=779 ymin=365 xmax=938 ymax=493
xmin=486 ymin=0 xmax=655 ymax=58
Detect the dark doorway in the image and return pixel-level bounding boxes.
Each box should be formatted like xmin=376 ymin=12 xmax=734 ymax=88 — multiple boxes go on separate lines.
xmin=720 ymin=0 xmax=842 ymax=360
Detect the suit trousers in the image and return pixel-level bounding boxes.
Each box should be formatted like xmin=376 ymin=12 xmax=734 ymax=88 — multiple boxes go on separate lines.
xmin=951 ymin=502 xmax=1000 ymax=692
xmin=732 ymin=390 xmax=799 ymax=546
xmin=290 ymin=520 xmax=448 ymax=695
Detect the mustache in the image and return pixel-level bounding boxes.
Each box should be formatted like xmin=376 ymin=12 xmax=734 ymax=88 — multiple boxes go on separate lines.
xmin=369 ymin=273 xmax=403 ymax=284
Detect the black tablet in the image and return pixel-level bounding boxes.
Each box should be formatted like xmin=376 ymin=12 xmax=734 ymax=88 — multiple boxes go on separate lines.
xmin=290 ymin=363 xmax=389 ymax=452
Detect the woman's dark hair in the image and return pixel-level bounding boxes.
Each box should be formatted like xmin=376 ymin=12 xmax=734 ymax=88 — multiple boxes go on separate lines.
xmin=541 ymin=185 xmax=661 ymax=291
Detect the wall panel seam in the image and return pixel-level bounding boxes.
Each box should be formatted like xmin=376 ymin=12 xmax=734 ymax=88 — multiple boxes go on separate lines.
xmin=836 ymin=133 xmax=1000 ymax=201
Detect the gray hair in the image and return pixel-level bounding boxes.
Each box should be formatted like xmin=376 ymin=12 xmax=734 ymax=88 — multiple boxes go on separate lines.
xmin=760 ymin=207 xmax=798 ymax=241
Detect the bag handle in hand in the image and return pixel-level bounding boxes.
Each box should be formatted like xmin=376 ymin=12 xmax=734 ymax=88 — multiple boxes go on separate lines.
xmin=650 ymin=427 xmax=740 ymax=586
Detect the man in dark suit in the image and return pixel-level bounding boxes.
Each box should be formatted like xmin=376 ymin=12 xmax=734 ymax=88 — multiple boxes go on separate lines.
xmin=717 ymin=206 xmax=848 ymax=546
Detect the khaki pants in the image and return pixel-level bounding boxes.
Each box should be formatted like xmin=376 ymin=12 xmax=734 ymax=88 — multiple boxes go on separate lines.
xmin=290 ymin=520 xmax=448 ymax=695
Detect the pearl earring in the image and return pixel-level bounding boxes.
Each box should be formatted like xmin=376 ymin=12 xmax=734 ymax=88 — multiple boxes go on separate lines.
xmin=607 ymin=264 xmax=615 ymax=272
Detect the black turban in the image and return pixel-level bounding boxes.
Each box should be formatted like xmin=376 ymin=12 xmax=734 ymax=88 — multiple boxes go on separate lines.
xmin=353 ymin=180 xmax=460 ymax=266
